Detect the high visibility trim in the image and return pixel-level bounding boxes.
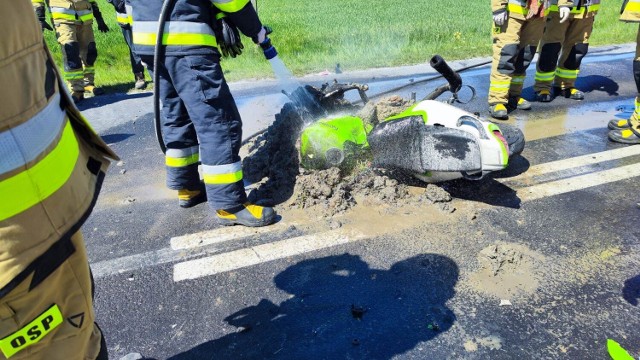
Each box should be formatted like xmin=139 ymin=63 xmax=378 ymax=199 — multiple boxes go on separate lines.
xmin=507 ymin=2 xmax=527 ymax=15
xmin=0 ymin=304 xmax=63 ymax=358
xmin=0 ymin=94 xmax=66 ymax=175
xmin=555 ymin=67 xmax=579 ymax=79
xmin=166 ymin=146 xmax=200 ymax=167
xmin=50 ymin=7 xmax=94 ymax=22
xmin=202 ymin=162 xmax=243 ymax=185
xmin=535 ymin=71 xmax=555 ymax=81
xmin=32 ymin=0 xmax=45 ymax=3
xmin=0 ymin=121 xmax=79 ymax=221
xmin=132 ymin=21 xmax=217 ymax=47
xmin=116 ymin=12 xmax=131 ymax=25
xmin=211 ymin=0 xmax=250 ymax=13
xmin=64 ymin=70 xmax=84 ymax=80
xmin=548 ymin=4 xmax=600 ymax=13
xmin=511 ymin=76 xmax=525 ymax=84
xmin=626 ymin=1 xmax=640 ymax=12
xmin=84 ymin=66 xmax=95 ymax=73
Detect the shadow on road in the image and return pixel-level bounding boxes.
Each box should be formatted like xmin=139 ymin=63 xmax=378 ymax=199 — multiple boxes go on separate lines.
xmin=76 ymin=91 xmax=152 ymax=111
xmin=576 ymin=75 xmax=619 ymax=96
xmin=101 ymin=133 xmax=135 ymax=144
xmin=623 ymin=274 xmax=640 ymax=306
xmin=168 ymin=253 xmax=459 ymax=360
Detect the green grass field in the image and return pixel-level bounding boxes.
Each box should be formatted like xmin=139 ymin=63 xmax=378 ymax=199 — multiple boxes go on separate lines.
xmin=43 ymin=0 xmax=637 ymax=92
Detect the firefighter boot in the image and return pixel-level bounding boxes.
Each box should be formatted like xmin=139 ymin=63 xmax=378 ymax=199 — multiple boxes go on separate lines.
xmin=535 ymin=90 xmax=552 ymax=102
xmin=489 ymin=103 xmax=508 ymax=120
xmin=609 ymin=115 xmax=640 ymax=144
xmin=71 ymin=91 xmax=84 ymax=104
xmin=178 ymin=186 xmax=207 ymax=208
xmin=216 ymin=203 xmax=277 ymax=227
xmin=558 ymin=87 xmax=584 ymax=100
xmin=134 ymin=72 xmax=147 ymax=90
xmin=510 ymin=96 xmax=532 ymax=110
xmin=85 ymin=84 xmax=105 ymax=96
xmin=608 ymin=118 xmax=631 ymax=130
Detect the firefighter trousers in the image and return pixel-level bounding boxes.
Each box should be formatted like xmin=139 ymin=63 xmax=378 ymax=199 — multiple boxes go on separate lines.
xmin=0 ymin=232 xmax=106 ymax=360
xmin=120 ymin=26 xmax=144 ymax=76
xmin=141 ymin=54 xmax=247 ymax=210
xmin=534 ymin=13 xmax=595 ymax=92
xmin=489 ymin=16 xmax=545 ymax=105
xmin=55 ymin=22 xmax=97 ymax=93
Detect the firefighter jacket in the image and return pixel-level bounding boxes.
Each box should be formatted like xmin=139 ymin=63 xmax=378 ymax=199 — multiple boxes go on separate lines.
xmin=32 ymin=0 xmax=103 ymax=25
xmin=492 ymin=0 xmax=547 ymax=20
xmin=547 ymin=0 xmax=600 ymax=18
xmin=0 ymin=0 xmax=118 ymax=298
xmin=621 ymin=0 xmax=640 ymax=21
xmin=108 ymin=0 xmax=132 ymax=27
xmin=127 ymin=0 xmax=263 ymax=57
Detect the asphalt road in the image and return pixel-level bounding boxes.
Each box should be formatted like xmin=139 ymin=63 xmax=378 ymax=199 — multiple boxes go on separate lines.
xmin=81 ymin=46 xmax=640 ymax=359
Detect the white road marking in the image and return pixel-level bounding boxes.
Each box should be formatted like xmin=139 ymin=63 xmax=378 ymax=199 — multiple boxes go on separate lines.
xmin=173 ymin=231 xmax=363 ymax=282
xmin=516 ymin=163 xmax=640 ymax=202
xmin=170 ymin=222 xmax=290 ymax=250
xmin=503 ymin=145 xmax=640 ymax=182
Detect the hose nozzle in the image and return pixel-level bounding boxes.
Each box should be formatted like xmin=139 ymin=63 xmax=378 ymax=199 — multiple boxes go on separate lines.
xmin=260 ymin=37 xmax=278 ymax=60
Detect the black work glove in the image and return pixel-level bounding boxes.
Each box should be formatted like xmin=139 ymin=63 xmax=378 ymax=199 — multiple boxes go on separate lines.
xmin=93 ymin=7 xmax=110 ymax=32
xmin=216 ymin=17 xmax=244 ymax=58
xmin=97 ymin=19 xmax=110 ymax=32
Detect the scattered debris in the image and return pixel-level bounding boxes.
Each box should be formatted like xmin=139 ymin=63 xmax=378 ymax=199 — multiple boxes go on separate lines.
xmin=351 ymin=338 xmax=360 ymax=346
xmin=120 ymin=169 xmax=127 ymax=175
xmin=116 ymin=161 xmax=125 ymax=167
xmin=499 ymin=299 xmax=512 ymax=306
xmin=122 ymin=196 xmax=137 ymax=204
xmin=427 ymin=323 xmax=440 ymax=332
xmin=480 ymin=244 xmax=524 ymax=276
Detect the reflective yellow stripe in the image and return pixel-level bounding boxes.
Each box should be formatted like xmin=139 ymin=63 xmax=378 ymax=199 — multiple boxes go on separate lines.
xmin=117 ymin=14 xmax=131 ymax=25
xmin=0 ymin=304 xmax=63 ymax=359
xmin=211 ymin=0 xmax=250 ymax=13
xmin=626 ymin=1 xmax=640 ymax=12
xmin=535 ymin=71 xmax=555 ymax=81
xmin=507 ymin=3 xmax=527 ymax=14
xmin=556 ymin=68 xmax=579 ymax=79
xmin=132 ymin=32 xmax=217 ymax=47
xmin=166 ymin=153 xmax=199 ymax=167
xmin=79 ymin=13 xmax=94 ymax=22
xmin=0 ymin=121 xmax=79 ymax=221
xmin=203 ymin=170 xmax=243 ymax=185
xmin=548 ymin=4 xmax=599 ymax=13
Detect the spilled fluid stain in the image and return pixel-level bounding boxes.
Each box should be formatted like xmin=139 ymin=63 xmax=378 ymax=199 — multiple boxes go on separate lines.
xmin=514 ymin=99 xmax=631 ymax=141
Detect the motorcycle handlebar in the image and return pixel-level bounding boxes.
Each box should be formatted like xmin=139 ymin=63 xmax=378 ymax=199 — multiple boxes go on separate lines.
xmin=430 ymin=55 xmax=462 ymax=94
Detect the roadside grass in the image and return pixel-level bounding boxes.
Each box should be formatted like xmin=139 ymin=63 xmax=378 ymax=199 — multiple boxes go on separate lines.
xmin=43 ymin=0 xmax=636 ymax=91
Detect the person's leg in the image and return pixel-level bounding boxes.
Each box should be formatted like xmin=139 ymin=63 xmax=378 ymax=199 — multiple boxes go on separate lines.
xmin=609 ymin=24 xmax=640 ymax=144
xmin=55 ymin=23 xmax=84 ymax=102
xmin=533 ymin=13 xmax=570 ymax=101
xmin=0 ymin=232 xmax=104 ymax=360
xmin=554 ymin=16 xmax=594 ymax=100
xmin=77 ymin=22 xmax=102 ymax=95
xmin=508 ymin=16 xmax=545 ymax=110
xmin=167 ymin=54 xmax=275 ymax=226
xmin=121 ymin=26 xmax=146 ymax=89
xmin=489 ymin=17 xmax=524 ymax=120
xmin=141 ymin=55 xmax=203 ymax=207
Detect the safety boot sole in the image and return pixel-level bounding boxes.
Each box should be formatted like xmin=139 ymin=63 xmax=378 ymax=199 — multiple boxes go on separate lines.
xmin=608 ymin=118 xmax=630 ymax=130
xmin=216 ymin=206 xmax=277 ymax=227
xmin=608 ymin=129 xmax=640 ymax=144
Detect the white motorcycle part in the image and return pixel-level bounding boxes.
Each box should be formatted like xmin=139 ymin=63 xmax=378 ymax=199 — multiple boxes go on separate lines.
xmin=368 ymin=100 xmax=510 ymax=183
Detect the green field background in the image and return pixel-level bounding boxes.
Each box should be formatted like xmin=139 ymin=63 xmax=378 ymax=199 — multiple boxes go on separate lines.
xmin=43 ymin=0 xmax=636 ymax=91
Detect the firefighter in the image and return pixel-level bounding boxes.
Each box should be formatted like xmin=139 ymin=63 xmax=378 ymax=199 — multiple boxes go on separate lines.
xmin=33 ymin=0 xmax=110 ymax=104
xmin=533 ymin=0 xmax=600 ymax=102
xmin=489 ymin=0 xmax=547 ymax=120
xmin=0 ymin=0 xmax=119 ymax=358
xmin=609 ymin=0 xmax=640 ymax=144
xmin=107 ymin=0 xmax=146 ymax=90
xmin=128 ymin=0 xmax=277 ymax=227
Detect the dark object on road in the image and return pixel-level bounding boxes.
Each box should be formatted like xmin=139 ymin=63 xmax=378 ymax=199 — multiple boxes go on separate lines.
xmin=351 ymin=304 xmax=368 ymax=320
